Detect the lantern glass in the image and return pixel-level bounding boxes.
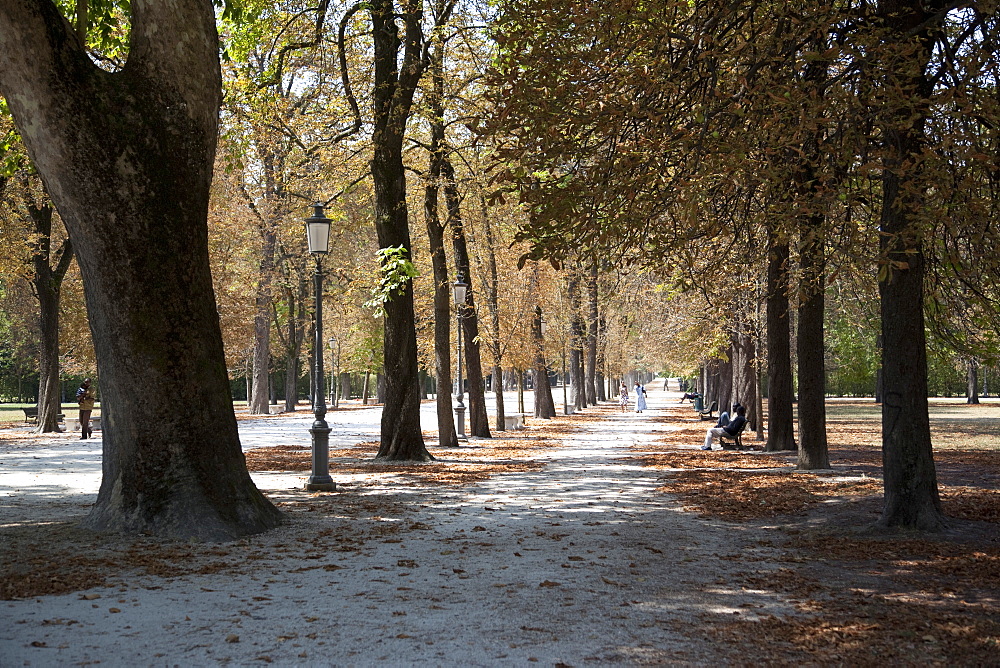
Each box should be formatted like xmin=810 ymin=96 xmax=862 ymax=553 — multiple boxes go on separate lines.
xmin=452 ymin=278 xmax=468 ymax=305
xmin=304 ymin=203 xmax=331 ymax=254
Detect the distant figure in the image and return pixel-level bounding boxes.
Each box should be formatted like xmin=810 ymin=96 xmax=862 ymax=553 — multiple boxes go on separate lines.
xmin=619 ymin=382 xmax=629 ymax=412
xmin=634 ymin=382 xmax=647 ymax=413
xmin=715 ymin=402 xmax=742 ymax=428
xmin=702 ymin=404 xmax=747 ymax=451
xmin=76 ymin=379 xmax=96 ymax=439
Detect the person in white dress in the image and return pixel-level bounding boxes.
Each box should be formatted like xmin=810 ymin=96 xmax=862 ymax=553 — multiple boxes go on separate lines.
xmin=634 ymin=382 xmax=647 ymax=413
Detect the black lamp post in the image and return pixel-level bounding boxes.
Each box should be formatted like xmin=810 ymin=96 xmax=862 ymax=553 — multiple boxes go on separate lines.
xmin=304 ymin=203 xmax=335 ymax=491
xmin=453 ymin=275 xmax=468 ymax=440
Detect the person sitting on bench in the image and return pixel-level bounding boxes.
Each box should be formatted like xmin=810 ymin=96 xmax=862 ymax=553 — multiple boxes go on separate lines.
xmin=679 ymin=391 xmax=701 ymax=404
xmin=702 ymin=404 xmax=747 ymax=451
xmin=715 ymin=402 xmax=741 ymax=428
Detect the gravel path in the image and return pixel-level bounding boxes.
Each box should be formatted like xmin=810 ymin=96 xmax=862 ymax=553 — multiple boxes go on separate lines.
xmin=1 ymin=381 xmax=792 ymax=666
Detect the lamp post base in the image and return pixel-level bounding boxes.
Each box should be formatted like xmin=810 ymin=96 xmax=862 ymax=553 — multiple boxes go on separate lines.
xmin=305 ymin=420 xmax=335 ymax=491
xmin=455 ymin=403 xmax=467 ymax=440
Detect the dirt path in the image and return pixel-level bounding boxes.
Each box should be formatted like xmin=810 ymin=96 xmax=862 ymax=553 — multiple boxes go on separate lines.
xmin=1 ymin=383 xmax=798 ymax=666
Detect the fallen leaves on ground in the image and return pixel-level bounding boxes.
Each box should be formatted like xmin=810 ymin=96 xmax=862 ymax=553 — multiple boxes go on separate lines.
xmin=644 ymin=399 xmax=1000 ymax=666
xmin=244 ymin=432 xmax=555 ymax=487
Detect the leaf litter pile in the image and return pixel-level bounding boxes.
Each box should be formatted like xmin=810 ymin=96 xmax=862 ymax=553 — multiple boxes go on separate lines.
xmin=637 ymin=400 xmax=1000 ymax=665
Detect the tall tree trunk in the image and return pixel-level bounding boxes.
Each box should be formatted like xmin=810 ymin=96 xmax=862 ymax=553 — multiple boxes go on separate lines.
xmin=0 ymin=0 xmax=281 ymax=539
xmin=718 ymin=349 xmax=734 ymax=417
xmin=533 ymin=306 xmax=556 ymax=418
xmin=797 ymin=212 xmax=829 ymax=468
xmin=340 ymin=373 xmax=351 ymax=402
xmin=29 ymin=200 xmax=74 ymax=434
xmin=732 ymin=324 xmax=759 ymax=435
xmin=585 ymin=262 xmax=599 ymax=406
xmin=249 ymin=223 xmax=277 ymax=414
xmin=370 ymin=0 xmax=432 ymax=460
xmin=596 ymin=316 xmax=607 ymax=402
xmin=479 ymin=191 xmax=506 ymax=430
xmin=568 ymin=269 xmax=586 ymax=409
xmin=423 ymin=29 xmax=458 ymax=447
xmin=874 ymin=0 xmax=947 ymax=530
xmin=279 ymin=283 xmax=304 ymax=413
xmin=966 ymin=360 xmax=979 ymax=405
xmin=794 ymin=40 xmax=830 ymax=470
xmin=444 ymin=158 xmax=491 ymax=438
xmin=765 ymin=226 xmax=796 ymax=451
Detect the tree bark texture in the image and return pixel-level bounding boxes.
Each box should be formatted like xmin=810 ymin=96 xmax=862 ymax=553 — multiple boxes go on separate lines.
xmin=765 ymin=228 xmax=797 ymax=452
xmin=874 ymin=0 xmax=947 ymax=530
xmin=370 ymin=0 xmax=432 ymax=460
xmin=532 ymin=306 xmax=556 ymax=418
xmin=444 ymin=158 xmax=491 ymax=438
xmin=279 ymin=282 xmax=305 ymax=413
xmin=249 ymin=203 xmax=278 ymax=415
xmin=479 ymin=192 xmax=506 ymax=430
xmin=568 ymin=270 xmax=586 ymax=408
xmin=0 ymin=0 xmax=282 ymax=539
xmin=966 ymin=361 xmax=979 ymax=404
xmin=29 ymin=201 xmax=74 ymax=434
xmin=732 ymin=325 xmax=759 ymax=435
xmin=797 ymin=215 xmax=829 ymax=469
xmin=423 ymin=39 xmax=458 ymax=447
xmin=585 ymin=263 xmax=599 ymax=406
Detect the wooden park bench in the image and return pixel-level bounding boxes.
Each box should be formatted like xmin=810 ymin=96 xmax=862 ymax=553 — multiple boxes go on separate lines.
xmin=718 ymin=419 xmax=750 ymax=450
xmin=22 ymin=407 xmax=65 ymax=424
xmin=698 ymin=400 xmax=718 ymax=421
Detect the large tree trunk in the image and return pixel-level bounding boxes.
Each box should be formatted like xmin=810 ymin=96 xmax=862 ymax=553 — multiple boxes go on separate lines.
xmin=533 ymin=306 xmax=557 ymax=418
xmin=764 ymin=226 xmax=796 ymax=452
xmin=596 ymin=316 xmax=607 ymax=402
xmin=568 ymin=270 xmax=586 ymax=409
xmin=29 ymin=201 xmax=74 ymax=434
xmin=585 ymin=263 xmax=599 ymax=406
xmin=248 ymin=215 xmax=277 ymax=415
xmin=732 ymin=324 xmax=759 ymax=434
xmin=280 ymin=282 xmax=305 ymax=413
xmin=370 ymin=0 xmax=432 ymax=460
xmin=479 ymin=191 xmax=506 ymax=431
xmin=444 ymin=158 xmax=491 ymax=438
xmin=794 ymin=43 xmax=830 ymax=470
xmin=796 ymin=217 xmax=829 ymax=469
xmin=966 ymin=360 xmax=979 ymax=405
xmin=874 ymin=0 xmax=947 ymax=530
xmin=423 ymin=34 xmax=458 ymax=447
xmin=0 ymin=0 xmax=282 ymax=539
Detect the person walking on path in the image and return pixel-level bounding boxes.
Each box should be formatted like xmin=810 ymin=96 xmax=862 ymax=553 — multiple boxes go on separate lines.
xmin=76 ymin=379 xmax=96 ymax=439
xmin=634 ymin=381 xmax=647 ymax=413
xmin=619 ymin=382 xmax=629 ymax=412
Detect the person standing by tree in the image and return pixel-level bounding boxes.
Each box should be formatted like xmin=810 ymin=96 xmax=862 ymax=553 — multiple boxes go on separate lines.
xmin=76 ymin=379 xmax=95 ymax=440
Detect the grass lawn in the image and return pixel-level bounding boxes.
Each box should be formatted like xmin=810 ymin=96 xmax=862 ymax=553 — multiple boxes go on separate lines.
xmin=0 ymin=403 xmax=101 ymax=427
